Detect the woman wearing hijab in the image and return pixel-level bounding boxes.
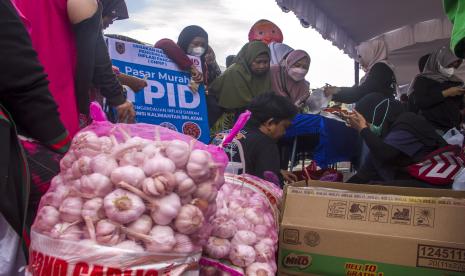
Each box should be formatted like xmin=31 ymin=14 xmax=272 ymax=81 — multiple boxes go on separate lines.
xmin=270 ymin=49 xmax=311 ymax=108
xmin=343 ymin=93 xmax=446 ymax=187
xmin=409 ymin=47 xmax=464 ymax=134
xmin=155 ymin=25 xmax=222 ymax=91
xmin=208 ymin=41 xmax=272 ymax=126
xmin=325 ymin=40 xmax=397 ymax=103
xmin=101 ymin=0 xmax=128 ymax=29
xmin=269 ymin=42 xmax=294 ymax=65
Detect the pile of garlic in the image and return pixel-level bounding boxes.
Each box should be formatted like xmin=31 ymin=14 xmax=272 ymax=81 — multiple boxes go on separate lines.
xmin=33 ymin=128 xmax=225 ymax=255
xmin=202 ymin=175 xmax=281 ymax=275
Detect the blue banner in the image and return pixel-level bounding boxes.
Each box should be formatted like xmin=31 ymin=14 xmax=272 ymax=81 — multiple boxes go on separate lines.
xmin=107 ymin=38 xmax=210 ymax=143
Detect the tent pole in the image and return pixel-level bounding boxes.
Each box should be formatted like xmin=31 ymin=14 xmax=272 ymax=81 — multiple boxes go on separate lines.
xmin=354 ymin=61 xmax=360 ymax=85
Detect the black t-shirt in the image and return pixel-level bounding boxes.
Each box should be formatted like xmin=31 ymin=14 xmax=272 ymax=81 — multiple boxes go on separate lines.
xmin=240 ymin=128 xmax=281 ymax=180
xmin=333 ymin=62 xmax=397 ymax=104
xmin=411 ymin=76 xmax=463 ymax=131
xmin=214 ymin=128 xmax=281 ymax=180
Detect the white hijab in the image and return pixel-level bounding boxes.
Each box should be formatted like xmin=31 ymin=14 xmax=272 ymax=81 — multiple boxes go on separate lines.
xmin=357 ymin=39 xmax=389 ymax=71
xmin=269 ymin=42 xmax=294 ymax=65
xmin=357 ymin=39 xmax=397 ymax=88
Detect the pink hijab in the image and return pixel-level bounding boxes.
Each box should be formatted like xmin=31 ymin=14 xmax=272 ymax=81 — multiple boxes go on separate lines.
xmin=270 ymin=50 xmax=310 ymax=105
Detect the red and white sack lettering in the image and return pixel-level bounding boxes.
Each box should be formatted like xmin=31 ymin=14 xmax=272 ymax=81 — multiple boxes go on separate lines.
xmin=29 ymin=232 xmax=200 ymax=275
xmin=407 ymin=145 xmax=465 ymax=185
xmin=200 ymin=174 xmax=282 ymax=276
xmin=27 ymin=104 xmax=227 ymax=275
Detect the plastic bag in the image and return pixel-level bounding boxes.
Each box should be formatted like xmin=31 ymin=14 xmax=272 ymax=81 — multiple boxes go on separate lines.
xmin=453 ymin=168 xmax=465 ymax=190
xmin=443 ymin=128 xmax=464 ymax=146
xmin=0 ymin=214 xmax=26 ymax=276
xmin=200 ymin=174 xmax=282 ymax=275
xmin=27 ymin=103 xmax=228 ymax=275
xmin=305 ymin=89 xmax=329 ymax=114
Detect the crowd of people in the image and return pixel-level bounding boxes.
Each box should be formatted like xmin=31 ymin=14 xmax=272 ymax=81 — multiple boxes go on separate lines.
xmin=1 ymin=0 xmax=465 ymax=273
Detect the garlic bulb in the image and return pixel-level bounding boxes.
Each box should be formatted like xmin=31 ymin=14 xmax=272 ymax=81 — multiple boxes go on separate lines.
xmin=186 ymin=149 xmax=213 ymax=181
xmin=246 ymin=262 xmax=274 ymax=276
xmin=103 ymin=189 xmax=145 ymax=224
xmin=145 ymin=226 xmax=176 ymax=252
xmin=60 ymin=152 xmax=76 ymax=171
xmin=232 ymin=230 xmax=257 ymax=246
xmin=142 ymin=173 xmax=176 ymax=197
xmin=59 ymin=196 xmax=83 ymax=223
xmin=165 ymin=140 xmax=190 ymax=168
xmin=151 ymin=193 xmax=181 ymax=225
xmin=127 ymin=214 xmax=152 ymax=238
xmin=194 ymin=182 xmax=217 ymax=202
xmin=173 ymin=233 xmax=196 ymax=254
xmin=143 ymin=150 xmax=176 ymax=177
xmin=81 ymin=197 xmax=104 ymax=222
xmin=110 ymin=166 xmax=145 ymax=188
xmin=205 ymin=237 xmax=231 ymax=259
xmin=244 ymin=208 xmax=264 ymax=225
xmin=229 ymin=244 xmax=256 ymax=267
xmin=254 ymin=239 xmax=275 ymax=262
xmin=34 ymin=206 xmax=60 ymax=232
xmin=211 ymin=219 xmax=237 ymax=239
xmin=71 ymin=156 xmax=92 ymax=178
xmin=174 ymin=204 xmax=204 ymax=235
xmin=96 ymin=219 xmax=123 ymax=245
xmin=41 ymin=184 xmax=70 ymax=208
xmin=174 ymin=171 xmax=196 ymax=197
xmin=80 ymin=173 xmax=113 ymax=197
xmin=90 ymin=154 xmax=118 ymax=177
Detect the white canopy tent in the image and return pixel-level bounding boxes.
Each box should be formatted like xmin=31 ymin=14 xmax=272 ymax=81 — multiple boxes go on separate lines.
xmin=275 ymin=0 xmax=464 ymax=92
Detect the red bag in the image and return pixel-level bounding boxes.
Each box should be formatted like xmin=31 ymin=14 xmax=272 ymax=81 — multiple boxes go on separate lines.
xmin=294 ymin=161 xmax=343 ymax=182
xmin=407 ymin=145 xmax=465 ymax=185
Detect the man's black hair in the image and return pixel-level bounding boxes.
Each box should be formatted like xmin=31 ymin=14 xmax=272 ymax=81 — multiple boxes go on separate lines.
xmin=226 ymin=55 xmax=236 ymax=68
xmin=247 ymin=92 xmax=298 ymax=127
xmin=418 ymin=53 xmax=431 ymax=72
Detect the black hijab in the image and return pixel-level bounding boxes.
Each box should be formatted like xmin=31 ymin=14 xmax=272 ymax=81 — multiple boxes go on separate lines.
xmin=356 ymin=93 xmax=445 ymax=147
xmin=356 ymin=93 xmax=404 ymax=138
xmin=101 ymin=0 xmax=129 ymax=20
xmin=177 ymin=25 xmax=209 ymax=56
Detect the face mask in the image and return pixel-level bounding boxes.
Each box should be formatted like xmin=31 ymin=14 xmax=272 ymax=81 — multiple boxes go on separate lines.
xmin=288 ymin=67 xmax=307 ymax=81
xmin=439 ymin=64 xmax=455 ymax=77
xmin=187 ymin=46 xmax=206 ymax=57
xmin=370 ymin=99 xmax=390 ymax=137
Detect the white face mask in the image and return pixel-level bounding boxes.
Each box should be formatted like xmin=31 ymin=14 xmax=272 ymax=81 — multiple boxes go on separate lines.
xmin=288 ymin=67 xmax=307 ymax=81
xmin=439 ymin=64 xmax=455 ymax=77
xmin=187 ymin=46 xmax=206 ymax=57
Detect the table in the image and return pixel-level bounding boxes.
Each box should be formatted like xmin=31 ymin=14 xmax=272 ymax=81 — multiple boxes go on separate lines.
xmin=284 ymin=113 xmax=359 ymax=168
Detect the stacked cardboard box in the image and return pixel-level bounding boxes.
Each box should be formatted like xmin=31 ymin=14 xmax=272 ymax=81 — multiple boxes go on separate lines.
xmin=279 ymin=181 xmax=465 ymax=275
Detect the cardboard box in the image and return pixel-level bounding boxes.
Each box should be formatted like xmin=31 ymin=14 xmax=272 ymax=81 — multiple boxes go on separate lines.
xmin=278 ymin=181 xmax=465 ymax=276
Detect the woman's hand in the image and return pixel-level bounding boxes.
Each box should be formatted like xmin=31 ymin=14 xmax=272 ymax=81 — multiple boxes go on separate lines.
xmin=281 ymin=170 xmax=299 ymax=183
xmin=115 ymin=100 xmax=136 ymax=123
xmin=343 ymin=111 xmax=369 ymax=132
xmin=442 ymin=86 xmax=465 ymax=97
xmin=118 ymin=74 xmax=148 ymax=92
xmin=324 ymin=86 xmax=339 ymax=97
xmin=190 ymin=66 xmax=203 ymax=83
xmin=205 ymin=47 xmax=216 ymax=66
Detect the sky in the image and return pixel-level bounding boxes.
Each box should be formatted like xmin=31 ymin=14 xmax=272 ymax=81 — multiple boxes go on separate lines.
xmin=105 ymin=0 xmax=357 ymax=88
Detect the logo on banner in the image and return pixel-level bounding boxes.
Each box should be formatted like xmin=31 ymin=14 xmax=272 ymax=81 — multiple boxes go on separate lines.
xmin=116 ymin=42 xmax=126 ymax=54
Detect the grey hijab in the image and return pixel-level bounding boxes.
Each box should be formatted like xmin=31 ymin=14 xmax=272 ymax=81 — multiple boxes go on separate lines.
xmin=407 ymin=47 xmax=463 ymax=95
xmin=420 ymin=46 xmax=463 ymax=83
